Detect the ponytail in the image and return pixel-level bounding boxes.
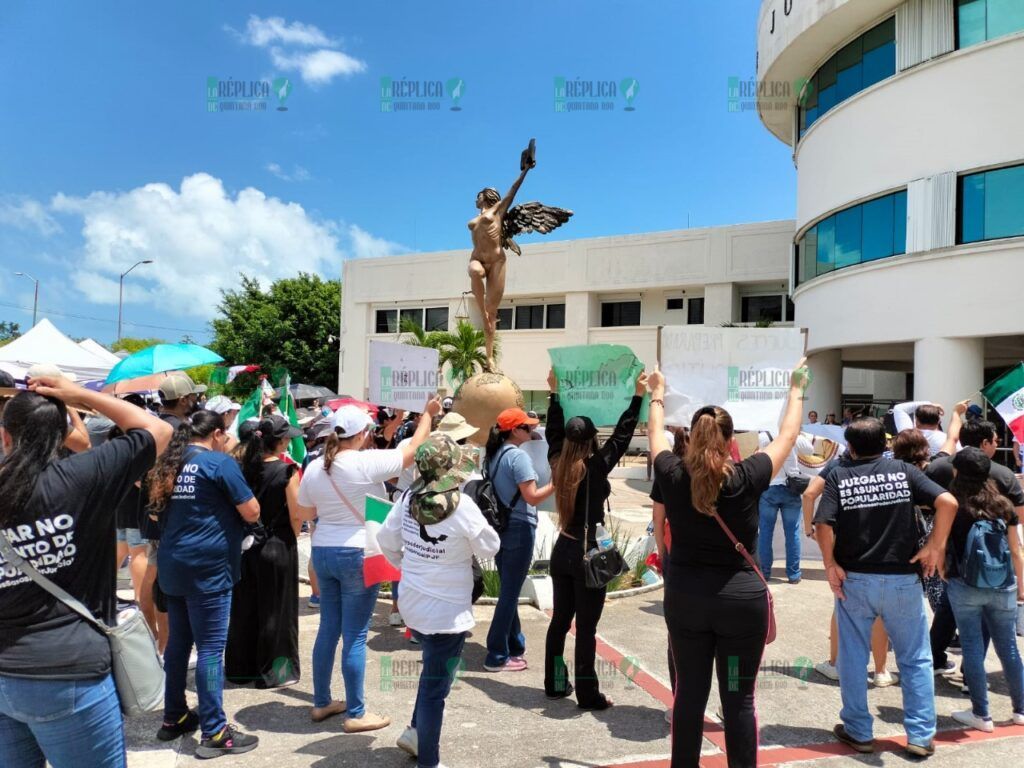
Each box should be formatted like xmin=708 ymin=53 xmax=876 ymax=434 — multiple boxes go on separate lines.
xmin=484 ymin=426 xmax=512 ymax=466
xmin=684 ymin=408 xmax=734 ymax=516
xmin=240 ymin=418 xmax=282 ymax=488
xmin=148 ymin=411 xmax=222 ymax=514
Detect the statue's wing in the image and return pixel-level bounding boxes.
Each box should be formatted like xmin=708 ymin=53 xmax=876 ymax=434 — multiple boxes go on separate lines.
xmin=502 ymin=202 xmax=573 ymax=255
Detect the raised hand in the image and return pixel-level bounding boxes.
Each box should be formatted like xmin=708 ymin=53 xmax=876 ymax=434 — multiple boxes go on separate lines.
xmin=648 ymin=366 xmax=665 ymax=398
xmin=547 ymin=368 xmax=558 ymax=393
xmin=424 ymin=396 xmax=443 ymax=418
xmin=27 ymin=375 xmax=80 ymax=402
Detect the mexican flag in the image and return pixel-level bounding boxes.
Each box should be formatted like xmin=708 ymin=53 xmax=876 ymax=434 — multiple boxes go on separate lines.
xmin=364 ymin=495 xmax=401 ymax=587
xmin=981 ymin=363 xmax=1024 ymax=444
xmin=230 ymin=375 xmax=306 ymax=464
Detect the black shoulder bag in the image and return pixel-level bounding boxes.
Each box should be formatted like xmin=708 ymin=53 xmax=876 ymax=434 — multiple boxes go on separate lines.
xmin=581 ymin=470 xmax=628 ymax=590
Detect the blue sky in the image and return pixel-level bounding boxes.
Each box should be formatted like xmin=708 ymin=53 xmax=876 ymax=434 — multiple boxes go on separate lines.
xmin=0 ymin=0 xmax=794 ymax=346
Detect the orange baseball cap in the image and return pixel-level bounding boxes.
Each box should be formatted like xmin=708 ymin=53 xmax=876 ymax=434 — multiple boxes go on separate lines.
xmin=496 ymin=408 xmax=540 ymax=432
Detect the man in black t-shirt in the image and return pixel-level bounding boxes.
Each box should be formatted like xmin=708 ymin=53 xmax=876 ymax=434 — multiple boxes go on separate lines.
xmin=814 ymin=418 xmax=957 ymax=757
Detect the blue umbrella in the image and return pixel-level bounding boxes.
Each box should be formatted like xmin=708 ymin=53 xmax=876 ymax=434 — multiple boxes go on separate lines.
xmin=105 ymin=344 xmax=224 ymax=385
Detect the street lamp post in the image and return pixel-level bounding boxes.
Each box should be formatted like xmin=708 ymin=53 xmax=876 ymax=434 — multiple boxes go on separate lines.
xmin=117 ymin=260 xmax=154 ymax=342
xmin=13 ymin=272 xmax=39 ymax=327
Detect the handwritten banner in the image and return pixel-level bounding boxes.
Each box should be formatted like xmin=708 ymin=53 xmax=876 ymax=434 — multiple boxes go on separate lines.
xmin=549 ymin=344 xmax=648 ymax=427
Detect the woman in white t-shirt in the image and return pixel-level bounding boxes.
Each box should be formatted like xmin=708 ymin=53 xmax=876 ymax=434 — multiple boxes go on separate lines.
xmin=296 ymin=399 xmax=440 ymax=733
xmin=378 ymin=434 xmax=501 ymax=767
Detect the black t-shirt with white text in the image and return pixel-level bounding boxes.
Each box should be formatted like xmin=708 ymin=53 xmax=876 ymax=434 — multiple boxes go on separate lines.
xmin=926 ymin=454 xmax=1024 ymax=507
xmin=814 ymin=457 xmax=945 ymax=574
xmin=0 ymin=430 xmax=156 ymax=679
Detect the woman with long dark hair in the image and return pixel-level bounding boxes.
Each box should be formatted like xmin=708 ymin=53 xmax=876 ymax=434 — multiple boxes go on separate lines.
xmin=648 ymin=361 xmax=809 ymax=767
xmin=543 ymin=369 xmax=647 ymax=708
xmin=225 ymin=414 xmax=303 ymax=688
xmin=482 ymin=408 xmax=555 ymax=673
xmin=943 ymin=447 xmax=1024 ymax=732
xmin=149 ymin=410 xmax=261 ymax=758
xmin=0 ymin=375 xmax=171 ymax=768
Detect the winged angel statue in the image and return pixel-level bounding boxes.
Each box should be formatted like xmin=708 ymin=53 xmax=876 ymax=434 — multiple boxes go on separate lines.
xmin=467 ymin=139 xmax=572 ymax=371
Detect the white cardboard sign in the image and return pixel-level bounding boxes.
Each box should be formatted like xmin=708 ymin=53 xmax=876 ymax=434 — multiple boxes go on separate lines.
xmin=368 ymin=340 xmax=440 ymax=411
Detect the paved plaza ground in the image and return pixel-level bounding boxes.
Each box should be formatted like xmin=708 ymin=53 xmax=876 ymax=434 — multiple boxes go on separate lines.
xmin=124 ymin=479 xmax=1024 ymax=767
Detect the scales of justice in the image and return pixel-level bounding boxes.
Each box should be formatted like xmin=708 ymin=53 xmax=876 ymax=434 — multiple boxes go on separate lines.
xmin=452 ymin=138 xmax=573 ymax=442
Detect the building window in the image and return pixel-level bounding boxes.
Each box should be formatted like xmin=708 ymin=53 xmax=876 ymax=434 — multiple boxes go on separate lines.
xmin=666 ymin=297 xmax=684 ymax=311
xmin=399 ymin=308 xmax=423 ymax=330
xmin=796 ymin=189 xmax=907 ymax=285
xmin=546 ymin=303 xmax=566 ymax=329
xmin=495 ymin=307 xmax=513 ymax=330
xmin=424 ymin=306 xmax=449 ymax=332
xmin=375 ymin=309 xmax=397 ymax=334
xmin=741 ymin=295 xmax=783 ymax=323
xmin=799 ymin=17 xmax=895 ymax=137
xmin=687 ymin=297 xmax=705 ymax=325
xmin=601 ymin=301 xmax=641 ymax=327
xmin=956 ymin=0 xmax=1024 ymax=48
xmin=515 ymin=304 xmax=545 ymax=329
xmin=958 ymin=163 xmax=1024 ymax=244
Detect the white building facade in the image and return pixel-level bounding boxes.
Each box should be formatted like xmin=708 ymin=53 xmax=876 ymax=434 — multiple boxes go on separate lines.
xmin=757 ymin=0 xmax=1024 ymax=416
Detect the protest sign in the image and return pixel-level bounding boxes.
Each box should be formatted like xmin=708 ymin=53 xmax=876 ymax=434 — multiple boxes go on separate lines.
xmin=368 ymin=340 xmax=440 ymax=411
xmin=659 ymin=327 xmax=804 ymax=432
xmin=549 ymin=344 xmax=648 ymax=427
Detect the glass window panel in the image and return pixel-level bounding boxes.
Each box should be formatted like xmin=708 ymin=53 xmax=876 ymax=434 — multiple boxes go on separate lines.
xmin=835 ymin=206 xmax=863 ymax=268
xmin=957 ymin=0 xmax=987 ymax=47
xmin=785 ymin=297 xmax=796 ymax=322
xmin=861 ymin=41 xmax=895 ymax=88
xmin=817 ymin=56 xmax=837 ymax=89
xmin=399 ymin=308 xmax=423 ymax=330
xmin=515 ymin=304 xmax=544 ymax=329
xmin=817 ymin=84 xmax=837 ymax=114
xmin=601 ymin=301 xmax=641 ymax=327
xmin=959 ymin=173 xmax=986 ymax=243
xmin=666 ymin=297 xmax=684 ymax=311
xmin=988 ymin=0 xmax=1024 ymax=40
xmin=893 ymin=191 xmax=907 ymax=254
xmin=800 ymin=229 xmax=817 ymax=283
xmin=741 ymin=296 xmax=783 ymax=323
xmin=687 ymin=297 xmax=705 ymax=325
xmin=375 ymin=309 xmax=397 ymax=334
xmin=495 ymin=307 xmax=513 ymax=330
xmin=862 ymin=195 xmax=895 ymax=261
xmin=836 ymin=60 xmax=863 ymax=102
xmin=802 ymin=106 xmax=819 ymax=133
xmin=983 ymin=164 xmax=1024 ymax=240
xmin=816 ymin=215 xmax=836 ymax=274
xmin=863 ymin=16 xmax=896 ymax=52
xmin=424 ymin=306 xmax=448 ymax=332
xmin=546 ymin=303 xmax=566 ymax=329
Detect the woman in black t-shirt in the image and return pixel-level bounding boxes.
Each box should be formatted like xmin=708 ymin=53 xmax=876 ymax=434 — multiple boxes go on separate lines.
xmin=0 ymin=376 xmax=171 ymax=768
xmin=647 ymin=362 xmax=809 ymax=768
xmin=225 ymin=415 xmax=303 ymax=689
xmin=543 ymin=369 xmax=647 ymax=709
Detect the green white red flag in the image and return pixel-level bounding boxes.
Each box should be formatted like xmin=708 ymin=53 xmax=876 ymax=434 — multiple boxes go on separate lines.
xmin=364 ymin=495 xmax=401 ymax=586
xmin=981 ymin=363 xmax=1024 ymax=444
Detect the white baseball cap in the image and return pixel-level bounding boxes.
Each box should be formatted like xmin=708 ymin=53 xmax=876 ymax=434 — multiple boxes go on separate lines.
xmin=331 ymin=404 xmax=375 ymax=438
xmin=205 ymin=395 xmax=241 ymax=415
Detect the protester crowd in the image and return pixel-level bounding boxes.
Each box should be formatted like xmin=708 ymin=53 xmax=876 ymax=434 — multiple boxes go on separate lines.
xmin=1 ymin=360 xmax=1023 ymax=768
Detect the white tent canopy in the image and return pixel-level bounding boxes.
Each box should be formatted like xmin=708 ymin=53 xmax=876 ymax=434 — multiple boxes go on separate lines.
xmin=78 ymin=338 xmax=121 ymax=366
xmin=0 ymin=319 xmax=115 ymax=382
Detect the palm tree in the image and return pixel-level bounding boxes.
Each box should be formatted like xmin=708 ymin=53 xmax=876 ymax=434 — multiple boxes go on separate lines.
xmin=400 ymin=318 xmax=494 ymax=390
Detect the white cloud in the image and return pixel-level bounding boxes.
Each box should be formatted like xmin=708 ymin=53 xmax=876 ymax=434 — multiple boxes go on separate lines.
xmin=229 ymin=15 xmax=366 ymax=86
xmin=347 ymin=224 xmax=409 ymax=259
xmin=0 ymin=197 xmax=61 ymax=236
xmin=269 ymin=47 xmax=366 ymax=85
xmin=265 ymin=162 xmax=311 ymax=182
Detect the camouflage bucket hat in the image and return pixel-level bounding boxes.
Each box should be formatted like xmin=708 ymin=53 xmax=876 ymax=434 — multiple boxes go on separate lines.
xmin=408 ymin=434 xmax=476 ymax=526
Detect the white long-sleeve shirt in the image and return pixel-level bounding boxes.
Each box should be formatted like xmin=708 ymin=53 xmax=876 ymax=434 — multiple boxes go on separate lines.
xmin=893 ymin=401 xmax=947 ymax=455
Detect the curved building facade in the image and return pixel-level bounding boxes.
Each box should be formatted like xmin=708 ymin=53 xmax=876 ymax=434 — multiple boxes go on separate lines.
xmin=757 ymin=0 xmax=1024 ymax=416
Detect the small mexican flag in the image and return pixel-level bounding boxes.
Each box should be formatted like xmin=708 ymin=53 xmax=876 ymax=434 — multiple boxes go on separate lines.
xmin=981 ymin=363 xmax=1024 ymax=444
xmin=364 ymin=495 xmax=401 ymax=587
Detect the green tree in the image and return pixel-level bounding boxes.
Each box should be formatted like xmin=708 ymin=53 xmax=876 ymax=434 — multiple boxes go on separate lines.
xmin=111 ymin=337 xmax=166 ymax=354
xmin=210 ymin=273 xmax=341 ymax=388
xmin=0 ymin=321 xmax=20 ymax=348
xmin=401 ymin=318 xmax=492 ymax=389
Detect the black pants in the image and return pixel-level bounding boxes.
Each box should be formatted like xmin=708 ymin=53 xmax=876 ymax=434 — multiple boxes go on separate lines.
xmin=544 ymin=534 xmax=608 ymax=707
xmin=664 ymin=580 xmax=768 ymax=768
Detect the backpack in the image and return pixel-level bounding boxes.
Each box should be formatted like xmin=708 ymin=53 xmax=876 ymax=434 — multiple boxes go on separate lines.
xmin=465 ymin=446 xmax=521 ymax=533
xmin=960 ymin=518 xmax=1014 ymax=590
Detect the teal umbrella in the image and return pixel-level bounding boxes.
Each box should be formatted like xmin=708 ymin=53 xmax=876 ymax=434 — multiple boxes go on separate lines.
xmin=105 ymin=343 xmax=224 ymax=385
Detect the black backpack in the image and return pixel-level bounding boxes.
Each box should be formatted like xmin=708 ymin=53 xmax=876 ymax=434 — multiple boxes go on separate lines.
xmin=465 ymin=447 xmax=521 ymax=533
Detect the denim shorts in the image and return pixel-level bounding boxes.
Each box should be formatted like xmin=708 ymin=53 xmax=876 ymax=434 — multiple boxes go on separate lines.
xmin=115 ymin=528 xmax=147 ymax=548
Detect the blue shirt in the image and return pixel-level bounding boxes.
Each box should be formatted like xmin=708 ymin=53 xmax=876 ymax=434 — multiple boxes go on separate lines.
xmin=488 ymin=444 xmax=538 ymax=526
xmin=158 ymin=447 xmax=255 ymax=596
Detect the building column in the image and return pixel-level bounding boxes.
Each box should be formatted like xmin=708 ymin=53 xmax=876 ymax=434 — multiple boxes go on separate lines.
xmin=564 ymin=292 xmax=592 ymax=347
xmin=703 ymin=282 xmax=738 ymax=325
xmin=806 ymin=349 xmax=842 ymax=422
xmin=913 ymin=337 xmax=984 ymax=408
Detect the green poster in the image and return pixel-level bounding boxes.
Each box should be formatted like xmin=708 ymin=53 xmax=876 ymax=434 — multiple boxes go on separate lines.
xmin=548 ymin=344 xmax=649 ymax=427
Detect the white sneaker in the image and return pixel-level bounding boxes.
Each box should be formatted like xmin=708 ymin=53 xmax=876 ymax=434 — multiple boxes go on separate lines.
xmin=934 ymin=659 xmax=958 ymax=676
xmin=188 ymin=650 xmax=198 ymax=671
xmin=1012 ymin=712 xmax=1024 ymax=726
xmin=951 ymin=709 xmax=994 ymax=733
xmin=870 ymin=670 xmax=897 ymax=688
xmin=815 ymin=661 xmax=839 ymax=680
xmin=396 ymin=726 xmax=418 ymax=757
xmin=389 ymin=611 xmax=404 ymax=627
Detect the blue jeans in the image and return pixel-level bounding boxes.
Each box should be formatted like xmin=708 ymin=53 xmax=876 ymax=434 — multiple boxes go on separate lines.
xmin=0 ymin=673 xmax=124 ymax=768
xmin=164 ymin=589 xmax=232 ymax=738
xmin=757 ymin=484 xmax=802 ymax=581
xmin=836 ymin=572 xmax=935 ymax=746
xmin=312 ymin=546 xmax=380 ymax=715
xmin=485 ymin=521 xmax=535 ymax=667
xmin=947 ymin=577 xmax=1024 ymax=719
xmin=409 ymin=630 xmax=467 ymax=768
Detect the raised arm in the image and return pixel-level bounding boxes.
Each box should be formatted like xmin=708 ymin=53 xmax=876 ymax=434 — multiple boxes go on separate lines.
xmin=938 ymin=400 xmax=969 ymax=456
xmin=759 ymin=359 xmax=809 ymax=477
xmin=893 ymin=401 xmax=929 ymax=433
xmin=498 ymin=167 xmax=530 ymax=216
xmin=546 ymin=369 xmax=565 ymax=462
xmin=64 ymin=407 xmax=91 ymax=453
xmin=597 ymin=372 xmax=647 ymax=473
xmin=647 ymin=367 xmax=671 ymax=459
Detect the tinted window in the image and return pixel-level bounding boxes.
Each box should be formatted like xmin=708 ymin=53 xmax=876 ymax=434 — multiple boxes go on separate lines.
xmin=687 ymin=297 xmax=705 ymax=325
xmin=546 ymin=303 xmax=566 ymax=329
xmin=495 ymin=307 xmax=513 ymax=330
xmin=399 ymin=308 xmax=423 ymax=330
xmin=425 ymin=306 xmax=448 ymax=332
xmin=835 ymin=206 xmax=862 ymax=269
xmin=957 ymin=0 xmax=1024 ymax=47
xmin=741 ymin=296 xmax=783 ymax=323
xmin=375 ymin=309 xmax=397 ymax=334
xmin=959 ymin=164 xmax=1024 ymax=244
xmin=666 ymin=297 xmax=684 ymax=310
xmin=515 ymin=305 xmax=545 ymax=330
xmin=601 ymin=301 xmax=641 ymax=327
xmin=861 ymin=194 xmax=895 ymax=261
